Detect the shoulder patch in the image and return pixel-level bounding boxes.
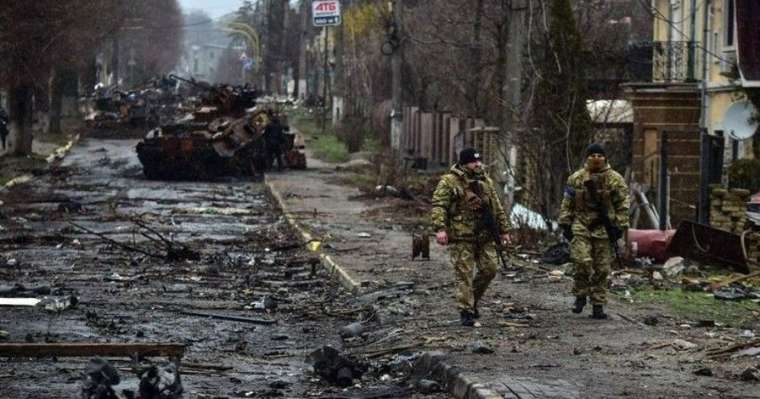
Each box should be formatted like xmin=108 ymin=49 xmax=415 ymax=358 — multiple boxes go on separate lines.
xmin=564 ymin=186 xmax=576 ymax=198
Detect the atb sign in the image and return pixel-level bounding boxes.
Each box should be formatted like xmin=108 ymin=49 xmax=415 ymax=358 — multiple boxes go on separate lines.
xmin=312 ymin=0 xmax=341 ymax=27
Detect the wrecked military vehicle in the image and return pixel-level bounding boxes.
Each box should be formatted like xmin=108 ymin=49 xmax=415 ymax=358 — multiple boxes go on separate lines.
xmin=135 ymin=76 xmax=305 ymax=180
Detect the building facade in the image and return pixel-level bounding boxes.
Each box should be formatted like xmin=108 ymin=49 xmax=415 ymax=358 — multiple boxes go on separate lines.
xmin=625 ymin=0 xmax=759 ymax=224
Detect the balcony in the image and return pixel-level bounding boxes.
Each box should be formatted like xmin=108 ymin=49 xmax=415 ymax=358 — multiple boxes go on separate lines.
xmin=652 ymin=41 xmax=701 ymax=83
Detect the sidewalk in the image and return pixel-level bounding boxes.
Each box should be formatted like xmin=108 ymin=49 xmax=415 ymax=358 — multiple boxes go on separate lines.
xmin=266 ymin=147 xmax=760 ymax=398
xmin=0 ymin=133 xmax=79 ymax=190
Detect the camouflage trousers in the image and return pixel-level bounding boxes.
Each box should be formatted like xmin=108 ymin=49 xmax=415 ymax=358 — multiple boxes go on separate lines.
xmin=570 ymin=233 xmax=612 ymax=304
xmin=449 ymin=241 xmax=498 ymax=312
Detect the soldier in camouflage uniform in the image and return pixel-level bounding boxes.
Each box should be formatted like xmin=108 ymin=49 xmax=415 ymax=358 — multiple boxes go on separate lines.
xmin=559 ymin=143 xmax=629 ymax=319
xmin=431 ymin=148 xmax=511 ymax=326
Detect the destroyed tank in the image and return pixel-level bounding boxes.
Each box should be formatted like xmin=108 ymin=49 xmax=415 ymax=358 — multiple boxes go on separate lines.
xmin=136 ymin=110 xmax=271 ymax=180
xmin=169 ymin=74 xmax=259 ymax=118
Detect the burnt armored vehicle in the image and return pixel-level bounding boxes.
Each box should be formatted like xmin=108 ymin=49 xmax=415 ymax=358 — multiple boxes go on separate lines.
xmin=135 ymin=76 xmax=304 ymax=180
xmin=136 ymin=110 xmax=270 ymax=180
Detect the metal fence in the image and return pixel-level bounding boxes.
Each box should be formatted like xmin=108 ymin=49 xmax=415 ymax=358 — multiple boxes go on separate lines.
xmin=652 ymin=41 xmax=701 ymax=82
xmin=401 ymin=106 xmax=502 ymax=170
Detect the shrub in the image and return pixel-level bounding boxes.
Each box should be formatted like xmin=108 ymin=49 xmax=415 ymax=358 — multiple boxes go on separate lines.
xmin=728 ymin=159 xmax=760 ymax=192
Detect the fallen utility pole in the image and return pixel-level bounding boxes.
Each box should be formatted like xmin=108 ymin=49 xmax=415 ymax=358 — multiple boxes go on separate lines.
xmin=0 ymin=343 xmax=185 ymax=359
xmin=179 ymin=310 xmax=277 ymax=325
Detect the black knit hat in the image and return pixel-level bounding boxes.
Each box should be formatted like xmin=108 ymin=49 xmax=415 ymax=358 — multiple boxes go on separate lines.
xmin=459 ymin=148 xmax=482 ymax=164
xmin=586 ymin=143 xmax=606 ymax=157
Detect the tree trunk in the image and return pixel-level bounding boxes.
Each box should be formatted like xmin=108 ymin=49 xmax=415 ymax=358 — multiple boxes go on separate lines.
xmin=332 ymin=0 xmax=345 ymax=127
xmin=50 ymin=81 xmax=63 ymax=135
xmin=390 ymin=0 xmax=404 ymax=152
xmin=9 ymin=85 xmax=34 ymax=156
xmin=466 ymin=0 xmax=484 ymax=117
xmin=112 ymin=36 xmax=120 ymax=86
xmin=50 ymin=67 xmax=79 ymax=135
xmin=500 ymin=0 xmax=527 ymax=215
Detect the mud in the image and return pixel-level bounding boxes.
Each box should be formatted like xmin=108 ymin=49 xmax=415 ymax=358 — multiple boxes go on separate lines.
xmin=0 ymin=138 xmax=443 ymax=398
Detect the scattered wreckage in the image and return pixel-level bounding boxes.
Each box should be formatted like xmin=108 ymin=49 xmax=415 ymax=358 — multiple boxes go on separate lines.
xmin=83 ymin=75 xmax=307 ymax=179
xmin=133 ymin=76 xmax=306 ymax=180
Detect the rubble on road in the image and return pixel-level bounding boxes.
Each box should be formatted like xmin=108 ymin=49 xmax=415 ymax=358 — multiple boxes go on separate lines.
xmin=740 ymin=367 xmax=760 ymax=381
xmin=138 ymin=362 xmax=183 ymax=399
xmin=308 ymin=346 xmax=367 ymax=387
xmin=80 ymin=358 xmax=120 ymax=399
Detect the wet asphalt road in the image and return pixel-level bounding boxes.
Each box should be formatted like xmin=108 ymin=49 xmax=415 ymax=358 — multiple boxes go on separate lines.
xmin=0 ymin=138 xmax=435 ymax=398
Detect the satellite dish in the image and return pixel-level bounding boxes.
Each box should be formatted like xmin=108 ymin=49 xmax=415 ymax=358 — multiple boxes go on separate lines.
xmin=723 ymin=101 xmax=759 ymax=140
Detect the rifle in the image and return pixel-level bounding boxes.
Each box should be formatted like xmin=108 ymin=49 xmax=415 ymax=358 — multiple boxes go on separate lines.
xmin=469 ymin=180 xmax=511 ymax=271
xmin=482 ymin=206 xmax=512 ymax=272
xmin=583 ymin=179 xmax=624 ymax=268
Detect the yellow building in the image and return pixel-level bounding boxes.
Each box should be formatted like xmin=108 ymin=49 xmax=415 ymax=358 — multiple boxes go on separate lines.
xmin=625 ymin=0 xmax=759 ymax=224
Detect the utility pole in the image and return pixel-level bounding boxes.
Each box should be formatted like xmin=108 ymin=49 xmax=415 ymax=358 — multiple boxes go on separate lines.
xmin=500 ymin=0 xmax=527 ymax=213
xmin=321 ymin=26 xmax=329 ymax=134
xmin=698 ymin=0 xmax=712 ymax=224
xmin=296 ymin=0 xmax=309 ymax=99
xmin=390 ymin=0 xmax=403 ymax=153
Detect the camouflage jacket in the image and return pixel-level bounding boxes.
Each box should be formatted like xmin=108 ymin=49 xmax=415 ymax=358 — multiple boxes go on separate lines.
xmin=431 ymin=164 xmax=510 ymax=241
xmin=558 ymin=161 xmax=630 ymax=238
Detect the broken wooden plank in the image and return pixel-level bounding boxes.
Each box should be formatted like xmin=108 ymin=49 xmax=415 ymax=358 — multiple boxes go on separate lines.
xmin=178 ymin=310 xmax=277 ymax=325
xmin=706 ymin=339 xmax=760 ymax=358
xmin=710 ymin=270 xmax=760 ymax=291
xmin=0 ymin=343 xmax=185 ymax=358
xmin=0 ymin=298 xmax=41 ymax=306
xmin=182 ymin=362 xmax=233 ymax=371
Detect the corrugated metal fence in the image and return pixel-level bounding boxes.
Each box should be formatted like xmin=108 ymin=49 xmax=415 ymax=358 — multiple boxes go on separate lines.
xmin=400 ymin=106 xmax=501 ymax=170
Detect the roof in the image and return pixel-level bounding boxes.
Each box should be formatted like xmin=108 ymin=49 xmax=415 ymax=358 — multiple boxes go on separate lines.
xmin=586 ymin=99 xmax=633 ymax=124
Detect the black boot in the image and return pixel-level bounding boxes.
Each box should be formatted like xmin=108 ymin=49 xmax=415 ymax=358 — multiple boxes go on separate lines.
xmin=460 ymin=310 xmax=475 ymax=326
xmin=590 ymin=304 xmax=608 ymax=319
xmin=572 ymin=296 xmax=586 ymax=314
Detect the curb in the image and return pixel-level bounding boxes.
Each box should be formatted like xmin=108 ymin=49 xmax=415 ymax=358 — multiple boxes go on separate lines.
xmin=413 ymin=352 xmax=502 ymax=399
xmin=264 ymin=176 xmax=361 ymax=294
xmin=1 ymin=133 xmax=80 ymax=191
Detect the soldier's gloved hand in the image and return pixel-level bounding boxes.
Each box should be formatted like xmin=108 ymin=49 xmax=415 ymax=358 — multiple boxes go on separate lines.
xmin=500 ymin=233 xmax=512 ymax=246
xmin=560 ymin=224 xmax=573 ymax=241
xmin=435 ymin=230 xmax=449 ymax=246
xmin=609 ymin=225 xmax=623 ymax=241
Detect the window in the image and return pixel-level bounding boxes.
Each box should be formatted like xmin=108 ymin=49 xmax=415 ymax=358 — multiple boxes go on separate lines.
xmin=725 ymin=0 xmax=735 ymax=47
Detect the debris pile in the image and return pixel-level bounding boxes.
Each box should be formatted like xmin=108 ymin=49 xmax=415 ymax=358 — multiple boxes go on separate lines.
xmin=138 ymin=362 xmax=183 ymax=399
xmin=308 ymin=346 xmax=367 ymax=387
xmin=80 ymin=358 xmax=120 ymax=399
xmin=85 ymin=76 xmax=182 ymax=131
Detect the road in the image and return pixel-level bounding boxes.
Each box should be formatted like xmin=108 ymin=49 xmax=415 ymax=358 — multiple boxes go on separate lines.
xmin=0 ymin=137 xmax=437 ymax=398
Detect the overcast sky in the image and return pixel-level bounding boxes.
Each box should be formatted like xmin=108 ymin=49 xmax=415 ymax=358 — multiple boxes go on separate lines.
xmin=178 ymin=0 xmax=243 ymax=19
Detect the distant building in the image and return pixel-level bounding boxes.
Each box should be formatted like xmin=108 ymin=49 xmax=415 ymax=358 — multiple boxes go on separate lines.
xmin=176 ymin=16 xmax=247 ymax=84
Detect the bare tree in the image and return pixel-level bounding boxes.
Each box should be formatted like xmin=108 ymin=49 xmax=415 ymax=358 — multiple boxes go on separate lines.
xmin=0 ymin=1 xmax=183 ymax=154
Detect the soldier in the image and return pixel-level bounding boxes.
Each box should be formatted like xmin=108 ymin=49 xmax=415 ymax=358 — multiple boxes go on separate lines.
xmin=431 ymin=148 xmax=511 ymax=326
xmin=0 ymin=106 xmax=8 ymax=150
xmin=264 ymin=115 xmax=286 ymax=171
xmin=559 ymin=143 xmax=630 ymax=319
